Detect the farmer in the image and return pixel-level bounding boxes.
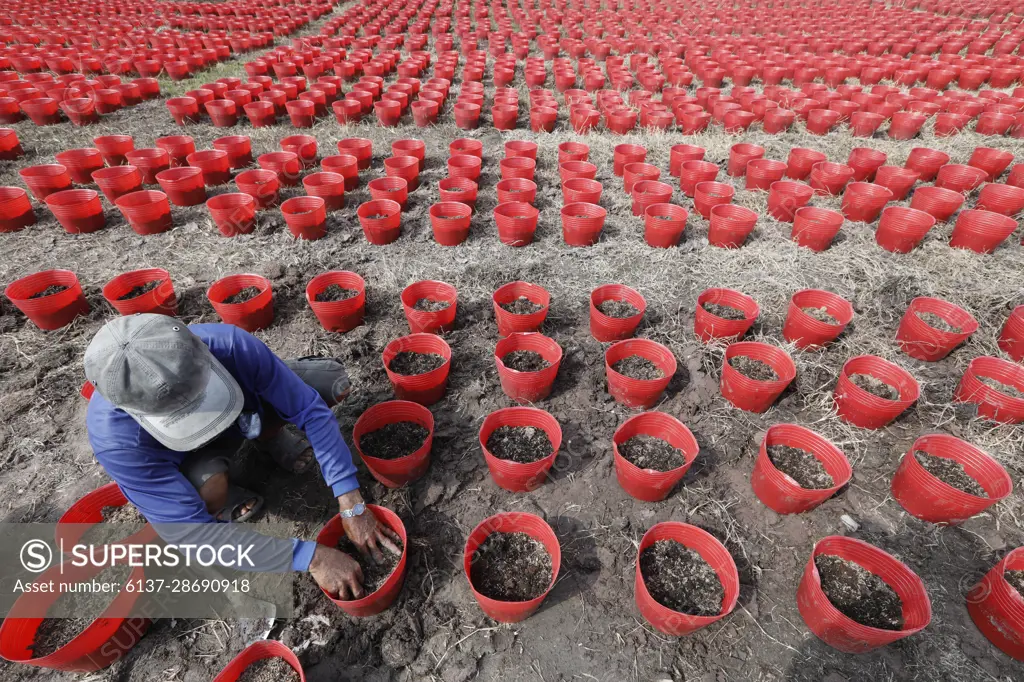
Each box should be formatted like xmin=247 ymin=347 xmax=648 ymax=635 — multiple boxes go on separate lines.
xmin=83 ymin=313 xmax=398 ymax=600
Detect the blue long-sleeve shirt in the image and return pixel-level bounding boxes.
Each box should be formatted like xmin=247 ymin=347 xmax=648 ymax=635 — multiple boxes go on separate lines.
xmin=86 ymin=323 xmax=359 ymax=572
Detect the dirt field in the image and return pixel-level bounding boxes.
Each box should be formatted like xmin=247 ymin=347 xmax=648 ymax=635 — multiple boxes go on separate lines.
xmin=3 ymin=6 xmax=1024 ymax=682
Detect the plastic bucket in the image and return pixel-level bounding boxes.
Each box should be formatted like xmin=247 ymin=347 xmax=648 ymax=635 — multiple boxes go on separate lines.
xmin=873 ymin=166 xmax=919 ymax=201
xmin=154 ymin=136 xmax=194 ymax=169
xmin=302 ymin=172 xmax=345 ymax=212
xmin=727 ymin=143 xmax=765 ymax=178
xmin=809 ymin=162 xmax=855 ymax=196
xmin=353 ymin=401 xmax=433 ymax=488
xmin=643 ymin=204 xmax=687 ymax=248
xmin=125 ymin=149 xmax=169 ymax=185
xmin=213 ymin=641 xmax=305 ymax=682
xmin=206 ymin=193 xmax=256 ymax=236
xmin=478 ymin=407 xmax=562 ymax=492
xmin=841 ymin=182 xmax=893 ymax=223
xmin=954 ymin=356 xmax=1024 ymax=424
xmin=234 ymin=169 xmax=279 ymax=210
xmin=438 ymin=177 xmax=478 ymax=207
xmin=720 ymin=342 xmax=796 ymax=413
xmin=708 ymin=204 xmax=757 ymax=248
xmin=357 ymin=199 xmax=402 ymax=245
xmin=695 ymin=288 xmax=759 ymax=342
xmin=561 ymin=202 xmax=607 ymax=246
xmin=834 ymin=355 xmax=920 ymax=429
xmin=493 ymin=282 xmax=550 ymax=336
xmin=605 ymin=339 xmax=676 ymax=409
xmin=115 ymin=190 xmax=172 ymax=235
xmin=4 ymin=269 xmax=89 ymax=330
xmin=401 ymin=280 xmax=457 ymax=334
xmin=590 ymin=284 xmax=646 ymax=342
xmin=786 ymin=148 xmax=827 ymax=180
xmin=384 ymin=155 xmax=420 ymax=190
xmin=876 ymin=207 xmax=936 ymax=253
xmin=306 ymin=271 xmax=365 ymax=333
xmin=428 ymin=201 xmax=471 ymax=246
xmin=976 ymin=183 xmax=1024 ymax=216
xmin=281 ymin=196 xmax=327 ymax=241
xmin=784 ymin=289 xmax=854 ymax=348
xmin=505 ymin=141 xmax=538 ymax=160
xmin=0 ymin=187 xmax=36 ymax=233
xmin=495 ymin=333 xmax=562 ymax=403
xmin=103 ymin=268 xmax=176 ymax=316
xmin=613 ymin=144 xmax=647 ymax=176
xmin=999 ymin=307 xmax=1024 ymax=362
xmin=969 ymin=147 xmax=1013 ymax=182
xmin=207 ymin=274 xmax=273 ymax=331
xmin=613 ymin=412 xmax=698 ymax=502
xmin=20 ymin=164 xmax=72 ymax=200
xmin=494 ymin=202 xmax=539 ymax=247
xmin=895 ymin=296 xmax=977 ymax=362
xmin=45 ymin=189 xmax=105 ymax=234
xmin=847 ymin=148 xmax=888 ymax=182
xmin=966 ymin=547 xmax=1024 ymax=660
xmin=950 ymin=210 xmax=1017 ymax=254
xmin=752 ymin=424 xmax=851 ymax=514
xmin=496 ymin=179 xmax=537 ymax=206
xmin=448 ymin=154 xmax=482 ymax=180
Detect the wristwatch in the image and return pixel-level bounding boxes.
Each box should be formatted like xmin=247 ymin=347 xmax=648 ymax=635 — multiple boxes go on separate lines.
xmin=339 ymin=503 xmax=366 ymax=519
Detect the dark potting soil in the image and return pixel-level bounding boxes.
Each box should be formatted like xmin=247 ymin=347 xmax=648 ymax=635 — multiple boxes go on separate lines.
xmin=814 ymin=554 xmax=904 ymax=631
xmin=413 ymin=297 xmax=450 ymax=312
xmin=1005 ymin=570 xmax=1024 ymax=598
xmin=359 ymin=421 xmax=429 ymax=460
xmin=336 ymin=535 xmax=404 ymax=595
xmin=501 ymin=350 xmax=551 ymax=372
xmin=469 ymin=531 xmax=553 ymax=602
xmin=729 ymin=355 xmax=779 ymax=382
xmin=30 ymin=563 xmax=133 ymax=658
xmin=315 ymin=284 xmax=359 ymax=302
xmin=485 ymin=425 xmax=553 ymax=463
xmin=611 ymin=355 xmax=665 ymax=380
xmin=222 ymin=286 xmax=262 ymax=305
xmin=619 ymin=435 xmax=685 ymax=472
xmin=596 ymin=298 xmax=640 ymax=318
xmin=29 ymin=284 xmax=69 ymax=299
xmin=767 ymin=445 xmax=834 ymax=490
xmin=916 ymin=311 xmax=962 ymax=334
xmin=79 ymin=504 xmax=147 ymax=547
xmin=802 ymin=306 xmax=839 ymax=325
xmin=117 ymin=279 xmax=162 ymax=300
xmin=236 ymin=657 xmax=301 ymax=682
xmin=849 ymin=373 xmax=900 ymax=401
xmin=978 ymin=375 xmax=1024 ymax=399
xmin=912 ymin=450 xmax=987 ymax=497
xmin=388 ymin=351 xmax=447 ymax=376
xmin=639 ymin=539 xmax=724 ymax=616
xmin=500 ymin=296 xmax=544 ymax=315
xmin=702 ymin=301 xmax=746 ymax=320
xmin=367 ymin=214 xmax=390 ymax=220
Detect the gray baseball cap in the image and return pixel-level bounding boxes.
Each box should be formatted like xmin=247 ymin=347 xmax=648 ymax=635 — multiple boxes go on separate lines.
xmin=84 ymin=314 xmax=244 ymax=451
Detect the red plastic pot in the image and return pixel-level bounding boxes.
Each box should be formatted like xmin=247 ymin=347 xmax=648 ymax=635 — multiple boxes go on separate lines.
xmin=695 ymin=288 xmax=759 ymax=342
xmin=53 ymin=481 xmax=155 ymax=549
xmin=20 ymin=164 xmax=72 ymax=200
xmin=166 ymin=96 xmax=199 ymax=125
xmin=155 ymin=136 xmax=194 ymax=168
xmin=936 ymin=164 xmax=988 ymax=193
xmin=763 ymin=108 xmax=796 ymax=133
xmin=613 ymin=412 xmax=698 ymax=502
xmin=969 ymin=147 xmax=1014 ymax=182
xmin=708 ymin=204 xmax=757 ymax=248
xmin=22 ymin=97 xmax=61 ymax=125
xmin=438 ymin=177 xmax=478 ymax=207
xmin=721 ymin=342 xmax=796 ymax=413
xmin=243 ymin=101 xmax=276 ymax=127
xmin=745 ymin=159 xmax=786 ymax=192
xmin=643 ymin=204 xmax=688 ymax=248
xmin=797 ymin=536 xmax=931 ymax=653
xmin=530 ymin=105 xmax=557 ymax=132
xmin=184 ymin=150 xmax=229 ymax=187
xmin=966 ymin=547 xmax=1024 ymax=660
xmin=976 ymin=112 xmax=1014 ymax=136
xmin=302 ymin=172 xmax=345 ymax=212
xmin=560 ymin=160 xmax=599 ymax=184
xmin=841 ymin=182 xmax=893 ymax=223
xmin=847 ymin=148 xmax=887 ymax=183
xmin=950 ymin=210 xmax=1017 ymax=253
xmin=905 ymin=148 xmax=949 ymax=182
xmin=495 ymin=333 xmax=562 ymax=403
xmin=727 ymin=143 xmax=765 ymax=178
xmin=337 ymin=138 xmax=372 ymax=171
xmin=0 ymin=187 xmax=35 ymax=233
xmin=752 ymin=424 xmax=851 ymax=514
xmin=286 ymin=99 xmax=316 ymax=127
xmin=448 ymin=154 xmax=482 ymax=181
xmin=103 ymin=268 xmax=176 ymax=316
xmin=874 ymin=166 xmax=919 ymax=201
xmin=151 ymin=167 xmax=202 ymax=207
xmin=605 ymin=339 xmax=676 ymax=409
xmin=464 ymin=512 xmax=560 ymax=621
xmin=449 ymin=139 xmax=483 ymax=159
xmin=499 ymin=157 xmax=536 ymax=183
xmin=322 ymin=155 xmax=359 ymax=191
xmin=876 ymin=207 xmax=936 ymax=253
xmin=213 ymin=641 xmax=304 ymax=682
xmin=429 ymin=201 xmax=472 ymax=246
xmin=355 ymin=198 xmax=402 ymax=244
xmin=45 ymin=189 xmax=105 ymax=234
xmin=51 ymin=149 xmax=100 ymax=186
xmin=505 ymin=141 xmax=537 ymax=160
xmin=562 ymin=178 xmax=602 ymax=205
xmin=115 ymin=190 xmax=171 ymax=236
xmin=557 ymin=142 xmax=588 ymax=163
xmin=207 ymin=274 xmax=273 ymax=331
xmin=850 ymin=111 xmax=885 ymax=137
xmin=401 ymin=280 xmax=457 ymax=334
xmin=631 ymin=180 xmax=673 ymax=217
xmin=281 ymin=196 xmax=327 ymax=241
xmin=280 ymin=135 xmax=318 ymax=170
xmin=478 ymin=407 xmax=562 ymax=492
xmin=353 ymin=401 xmax=433 ymax=488
xmin=613 ymin=144 xmax=647 ymax=176
xmin=622 ymin=163 xmax=659 ymax=196
xmin=786 ymin=148 xmax=828 ymax=181
xmin=5 ymin=269 xmax=89 ymax=330
xmin=235 ymin=169 xmax=279 ymax=210
xmin=635 ymin=522 xmax=739 ymax=636
xmin=368 ymin=177 xmax=408 ymax=211
xmin=212 ymin=136 xmax=252 ymax=170
xmin=0 ymin=128 xmax=23 ymax=161
xmin=809 ymin=162 xmax=855 ymax=196
xmin=954 ymin=356 xmax=1024 ymax=424
xmin=766 ymin=181 xmax=812 ymax=223
xmin=92 ymin=164 xmax=144 ymax=204
xmin=999 ymin=307 xmax=1024 ymax=362
xmin=315 ymin=505 xmax=407 ymax=617
xmin=125 ymin=149 xmax=169 ymax=185
xmin=590 ymin=284 xmax=646 ymax=342
xmin=693 ymin=181 xmax=734 ymax=219
xmin=784 ymin=289 xmax=854 ymax=348
xmin=976 ymin=183 xmax=1024 ymax=216
xmin=496 ymin=178 xmax=537 ymax=205
xmin=306 ymin=271 xmax=365 ymax=333
xmin=492 ymin=282 xmax=550 ymax=337
xmin=669 ymin=145 xmax=705 ymax=177
xmin=494 ymin=202 xmax=539 ymax=247
xmin=206 ymin=193 xmax=256 ymax=236
xmin=834 ymin=355 xmax=920 ymax=429
xmin=205 ymin=99 xmax=238 ymax=127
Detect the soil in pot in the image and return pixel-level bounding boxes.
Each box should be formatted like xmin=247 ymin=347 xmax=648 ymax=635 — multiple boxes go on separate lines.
xmin=611 ymin=355 xmax=665 ymax=380
xmin=802 ymin=307 xmax=838 ymax=325
xmin=619 ymin=435 xmax=685 ymax=471
xmin=916 ymin=311 xmax=961 ymax=334
xmin=501 ymin=350 xmax=550 ymax=372
xmin=1005 ymin=570 xmax=1024 ymax=597
xmin=978 ymin=375 xmax=1024 ymax=399
xmin=315 ymin=284 xmax=359 ymax=302
xmin=222 ymin=286 xmax=262 ymax=304
xmin=29 ymin=284 xmax=69 ymax=299
xmin=79 ymin=504 xmax=147 ymax=546
xmin=849 ymin=373 xmax=899 ymax=401
xmin=639 ymin=539 xmax=724 ymax=616
xmin=336 ymin=535 xmax=404 ymax=594
xmin=597 ymin=299 xmax=640 ymax=318
xmin=767 ymin=445 xmax=834 ymax=489
xmin=729 ymin=355 xmax=779 ymax=382
xmin=500 ymin=296 xmax=544 ymax=315
xmin=485 ymin=425 xmax=553 ymax=463
xmin=118 ymin=279 xmax=162 ymax=300
xmin=359 ymin=421 xmax=429 ymax=460
xmin=237 ymin=658 xmax=301 ymax=682
xmin=814 ymin=554 xmax=904 ymax=631
xmin=413 ymin=297 xmax=450 ymax=312
xmin=703 ymin=301 xmax=746 ymax=320
xmin=469 ymin=531 xmax=553 ymax=601
xmin=388 ymin=351 xmax=447 ymax=376
xmin=912 ymin=450 xmax=987 ymax=497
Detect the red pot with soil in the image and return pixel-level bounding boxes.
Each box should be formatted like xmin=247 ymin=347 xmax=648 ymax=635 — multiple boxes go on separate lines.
xmin=896 ymin=297 xmax=978 ymax=361
xmin=834 ymin=355 xmax=920 ymax=429
xmin=557 ymin=142 xmax=588 ymax=163
xmin=891 ymin=433 xmax=1012 ymax=525
xmin=767 ymin=181 xmax=813 ymax=222
xmin=464 ymin=512 xmax=561 ymax=621
xmin=590 ymin=284 xmax=646 ymax=342
xmin=54 ymin=481 xmax=156 ymax=549
xmin=494 ymin=202 xmax=540 ymax=247
xmin=954 ymin=356 xmax=1024 ymax=424
xmin=1000 ymin=307 xmax=1024 ymax=362
xmin=429 ymin=201 xmax=472 ymax=246
xmin=950 ymin=210 xmax=1018 ymax=254
xmin=613 ymin=411 xmax=698 ymax=502
xmin=720 ymin=342 xmax=796 ymax=413
xmin=562 ymin=178 xmax=601 ymax=205
xmin=382 ymin=333 xmax=452 ymax=405
xmin=478 ymin=407 xmax=562 ymax=492
xmin=605 ymin=339 xmax=676 ymax=409
xmin=368 ymin=178 xmax=408 ymax=211
xmin=207 ymin=274 xmax=273 ymax=331
xmin=448 ymin=154 xmax=482 ymax=181
xmin=102 ymin=267 xmax=176 ymax=316
xmin=708 ymin=204 xmax=757 ymax=248
xmin=644 ymin=204 xmax=688 ymax=248
xmin=873 ymin=166 xmax=919 ymax=201
xmin=966 ymin=547 xmax=1024 ymax=660
xmin=213 ymin=641 xmax=305 ymax=682
xmin=401 ymin=280 xmax=457 ymax=334
xmin=693 ymin=182 xmax=734 ymax=219
xmin=438 ymin=177 xmax=478 ymax=208
xmin=495 ymin=333 xmax=562 ymax=403
xmin=384 ymin=155 xmax=420 ymax=191
xmin=115 ymin=190 xmax=172 ymax=236
xmin=727 ymin=143 xmax=765 ymax=177
xmin=306 ymin=271 xmax=365 ymax=333
xmin=786 ymin=148 xmax=827 ymax=181
xmin=752 ymin=424 xmax=851 ymax=514
xmin=315 ymin=505 xmax=407 ymax=617
xmin=496 ymin=179 xmax=537 ymax=206
xmin=45 ymin=189 xmax=105 ymax=234
xmin=797 ymin=536 xmax=931 ymax=653
xmin=493 ymin=282 xmax=550 ymax=336
xmin=337 ymin=138 xmax=372 ymax=171
xmin=784 ymin=289 xmax=854 ymax=348
xmin=5 ymin=269 xmax=89 ymax=330
xmin=876 ymin=207 xmax=936 ymax=253
xmin=634 ymin=522 xmax=739 ymax=636
xmin=353 ymin=401 xmax=434 ymax=488
xmin=235 ymin=170 xmax=279 ymax=210
xmin=357 ymin=199 xmax=402 ymax=245
xmin=302 ymin=172 xmax=345 ymax=212
xmin=695 ymin=288 xmax=759 ymax=342
xmin=281 ymin=196 xmax=327 ymax=240
xmin=0 ymin=186 xmax=36 ymax=233
xmin=561 ymin=202 xmax=607 ymax=246
xmin=745 ymin=159 xmax=787 ymax=191
xmin=613 ymin=144 xmax=647 ymax=176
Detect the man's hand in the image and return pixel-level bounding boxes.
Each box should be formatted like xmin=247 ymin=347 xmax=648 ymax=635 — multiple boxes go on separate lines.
xmin=338 ymin=490 xmax=402 ymax=564
xmin=309 ymin=544 xmax=365 ymax=600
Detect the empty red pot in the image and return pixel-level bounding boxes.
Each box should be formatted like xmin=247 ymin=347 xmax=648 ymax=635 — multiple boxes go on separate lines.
xmin=745 ymin=159 xmax=787 ymax=191
xmin=874 ymin=166 xmax=919 ymax=201
xmin=613 ymin=412 xmax=698 ymax=502
xmin=850 ymin=111 xmax=885 ymax=137
xmin=809 ymin=162 xmax=855 ymax=196
xmin=22 ymin=97 xmax=61 ymax=125
xmin=590 ymin=284 xmax=646 ymax=341
xmin=693 ymin=181 xmax=734 ymax=219
xmin=787 ymin=148 xmax=828 ymax=180
xmin=999 ymin=307 xmax=1024 ymax=362
xmin=492 ymin=281 xmax=550 ymax=336
xmin=976 ymin=183 xmax=1024 ymax=216
xmin=950 ymin=209 xmax=1017 ymax=253
xmin=235 ymin=169 xmax=279 ymax=210
xmin=752 ymin=424 xmax=851 ymax=514
xmin=721 ymin=342 xmax=796 ymax=413
xmin=151 ymin=167 xmax=201 ymax=207
xmin=847 ymin=148 xmax=887 ymax=182
xmin=45 ymin=188 xmax=105 ymax=234
xmin=18 ymin=165 xmax=69 ymax=202
xmin=494 ymin=202 xmax=539 ymax=247
xmin=966 ymin=548 xmax=1024 ymax=660
xmin=905 ymin=148 xmax=949 ymax=182
xmin=0 ymin=186 xmax=35 ymax=233
xmin=212 ymin=136 xmax=252 ymax=170
xmin=337 ymin=138 xmax=372 ymax=171
xmin=936 ymin=164 xmax=988 ymax=193
xmin=5 ymin=269 xmax=89 ymax=330
xmin=790 ymin=206 xmax=844 ymax=251
xmin=93 ymin=135 xmax=134 ymax=167
xmin=401 ymin=280 xmax=457 ymax=334
xmin=557 ymin=141 xmax=588 ymax=163
xmin=166 ymin=96 xmax=199 ymax=125
xmin=976 ymin=112 xmax=1014 ymax=136
xmin=353 ymin=401 xmax=433 ymax=488
xmin=728 ymin=143 xmax=765 ymax=177
xmin=969 ymin=147 xmax=1014 ymax=182
xmin=834 ymin=355 xmax=920 ymax=429
xmin=708 ymin=204 xmax=757 ymax=248
xmin=478 ymin=407 xmax=562 ymax=492
xmin=302 ymin=172 xmax=345 ymax=212
xmin=495 ymin=333 xmax=562 ymax=403
xmin=155 ymin=136 xmax=194 ymax=168
xmin=876 ymin=206 xmax=937 ymax=253
xmin=767 ymin=181 xmax=813 ymax=222
xmin=306 ymin=271 xmax=365 ymax=333
xmin=103 ymin=268 xmax=176 ymax=316
xmin=125 ymin=149 xmax=169 ymax=184
xmin=206 ymin=193 xmax=256 ymax=236
xmin=207 ymin=274 xmax=273 ymax=331
xmin=605 ymin=339 xmax=676 ymax=409
xmin=841 ymin=182 xmax=893 ymax=223
xmin=613 ymin=144 xmax=647 ymax=176
xmin=115 ymin=190 xmax=171 ymax=235
xmin=438 ymin=177 xmax=478 ymax=207
xmin=784 ymin=289 xmax=854 ymax=348
xmin=954 ymin=356 xmax=1024 ymax=424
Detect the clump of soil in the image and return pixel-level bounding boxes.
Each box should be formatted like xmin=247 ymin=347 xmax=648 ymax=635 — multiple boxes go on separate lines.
xmin=913 ymin=450 xmax=987 ymax=497
xmin=596 ymin=298 xmax=640 ymax=318
xmin=336 ymin=535 xmax=404 ymax=595
xmin=639 ymin=539 xmax=724 ymax=616
xmin=315 ymin=284 xmax=359 ymax=302
xmin=767 ymin=445 xmax=835 ymax=489
xmin=802 ymin=306 xmax=838 ymax=325
xmin=485 ymin=425 xmax=553 ymax=463
xmin=501 ymin=350 xmax=551 ymax=372
xmin=413 ymin=297 xmax=450 ymax=312
xmin=388 ymin=351 xmax=446 ymax=376
xmin=117 ymin=279 xmax=162 ymax=300
xmin=619 ymin=435 xmax=685 ymax=471
xmin=222 ymin=286 xmax=262 ymax=304
xmin=1005 ymin=570 xmax=1024 ymax=598
xmin=31 ymin=564 xmax=133 ymax=658
xmin=29 ymin=284 xmax=68 ymax=299
xmin=978 ymin=375 xmax=1024 ymax=399
xmin=470 ymin=531 xmax=553 ymax=601
xmin=101 ymin=504 xmax=145 ymax=524
xmin=79 ymin=504 xmax=147 ymax=546
xmin=729 ymin=355 xmax=779 ymax=382
xmin=814 ymin=554 xmax=904 ymax=631
xmin=359 ymin=421 xmax=429 ymax=460
xmin=237 ymin=658 xmax=301 ymax=682
xmin=702 ymin=301 xmax=746 ymax=320
xmin=500 ymin=296 xmax=544 ymax=315
xmin=916 ymin=311 xmax=961 ymax=334
xmin=367 ymin=213 xmax=391 ymax=220
xmin=849 ymin=373 xmax=900 ymax=401
xmin=611 ymin=355 xmax=665 ymax=380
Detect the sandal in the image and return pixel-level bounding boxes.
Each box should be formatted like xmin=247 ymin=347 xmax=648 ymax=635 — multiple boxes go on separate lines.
xmin=258 ymin=427 xmax=315 ymax=475
xmin=215 ymin=485 xmax=264 ymax=523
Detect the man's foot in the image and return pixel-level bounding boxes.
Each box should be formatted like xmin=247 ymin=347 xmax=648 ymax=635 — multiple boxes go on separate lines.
xmin=215 ymin=486 xmax=264 ymax=522
xmin=258 ymin=428 xmax=316 ymax=474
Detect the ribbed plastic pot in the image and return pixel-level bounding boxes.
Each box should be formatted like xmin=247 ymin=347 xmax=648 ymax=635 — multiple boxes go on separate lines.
xmin=766 ymin=181 xmax=812 ymax=222
xmin=495 ymin=333 xmax=562 ymax=403
xmin=166 ymin=96 xmax=199 ymax=125
xmin=212 ymin=136 xmax=252 ymax=170
xmin=505 ymin=141 xmax=538 ymax=160
xmin=357 ymin=199 xmax=402 ymax=245
xmin=635 ymin=522 xmax=739 ymax=636
xmin=605 ymin=339 xmax=676 ymax=409
xmin=337 ymin=138 xmax=373 ymax=171
xmin=562 ymin=178 xmax=601 ymax=205
xmin=401 ymin=280 xmax=457 ymax=334
xmin=155 ymin=136 xmax=195 ymax=169
xmin=786 ymin=148 xmax=827 ymax=181
xmin=315 ymin=505 xmax=407 ymax=617
xmin=496 ymin=178 xmax=537 ymax=206
xmin=622 ymin=163 xmax=659 ymax=196
xmin=590 ymin=284 xmax=646 ymax=341
xmin=353 ymin=401 xmax=433 ymax=488
xmin=950 ymin=210 xmax=1017 ymax=253
xmin=53 ymin=481 xmax=155 ymax=549
xmin=727 ymin=143 xmax=765 ymax=178
xmin=935 ymin=164 xmax=988 ymax=193
xmin=905 ymin=148 xmax=949 ymax=182
xmin=797 ymin=536 xmax=931 ymax=653
xmin=560 ymin=161 xmax=599 ymax=184
xmin=464 ymin=512 xmax=561 ymax=621
xmin=115 ymin=190 xmax=172 ymax=235
xmin=0 ymin=128 xmax=23 ymax=161
xmin=478 ymin=407 xmax=562 ymax=492
xmin=213 ymin=641 xmax=305 ymax=682
xmin=954 ymin=356 xmax=1024 ymax=424
xmin=151 ymin=167 xmax=202 ymax=207
xmin=752 ymin=424 xmax=851 ymax=513
xmin=999 ymin=307 xmax=1024 ymax=362
xmin=720 ymin=342 xmax=796 ymax=413
xmin=876 ymin=206 xmax=936 ymax=253
xmin=809 ymin=162 xmax=855 ymax=196
xmin=695 ymin=288 xmax=759 ymax=342
xmin=834 ymin=355 xmax=920 ymax=428
xmin=22 ymin=97 xmax=61 ymax=125
xmin=234 ymin=169 xmax=279 ymax=210
xmin=448 ymin=154 xmax=482 ymax=181
xmin=694 ymin=181 xmax=735 ymax=219
xmin=708 ymin=204 xmax=757 ymax=248
xmin=679 ymin=161 xmax=720 ymax=197
xmin=873 ymin=166 xmax=919 ymax=201
xmin=0 ymin=187 xmax=36 ymax=233
xmin=969 ymin=147 xmax=1014 ymax=182
xmin=302 ymin=172 xmax=345 ymax=212
xmin=557 ymin=142 xmax=589 ymax=163
xmin=205 ymin=99 xmax=239 ymax=127
xmin=850 ymin=111 xmax=885 ymax=137
xmin=368 ymin=177 xmax=409 ymax=211
xmin=45 ymin=189 xmax=105 ymax=234
xmin=384 ymin=155 xmax=420 ymax=191
xmin=281 ymin=196 xmax=327 ymax=241
xmin=841 ymin=182 xmax=893 ymax=223
xmin=631 ymin=180 xmax=672 ymax=217
xmin=670 ymin=144 xmax=705 ymax=176
xmin=429 ymin=202 xmax=472 ymax=246
xmin=976 ymin=183 xmax=1024 ymax=216
xmin=103 ymin=268 xmax=176 ymax=316
xmin=207 ymin=274 xmax=273 ymax=331
xmin=206 ymin=193 xmax=256 ymax=236
xmin=966 ymin=547 xmax=1024 ymax=660
xmin=449 ymin=139 xmax=483 ymax=158
xmin=20 ymin=164 xmax=72 ymax=200
xmin=847 ymin=148 xmax=887 ymax=183
xmin=784 ymin=289 xmax=854 ymax=348
xmin=908 ymin=186 xmax=963 ymax=223
xmin=306 ymin=271 xmax=365 ymax=333
xmin=438 ymin=177 xmax=478 ymax=207
xmin=125 ymin=149 xmax=169 ymax=185
xmin=411 ymin=100 xmax=439 ymax=127
xmin=613 ymin=144 xmax=647 ymax=177
xmin=976 ymin=112 xmax=1014 ymax=136
xmin=494 ymin=202 xmax=539 ymax=247
xmin=492 ymin=281 xmax=550 ymax=336
xmin=643 ymin=204 xmax=687 ymax=248
xmin=5 ymin=269 xmax=89 ymax=330
xmin=744 ymin=159 xmax=786 ymax=192
xmin=54 ymin=148 xmax=103 ymax=184
xmin=613 ymin=412 xmax=698 ymax=502
xmin=763 ymin=108 xmax=796 ymax=133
